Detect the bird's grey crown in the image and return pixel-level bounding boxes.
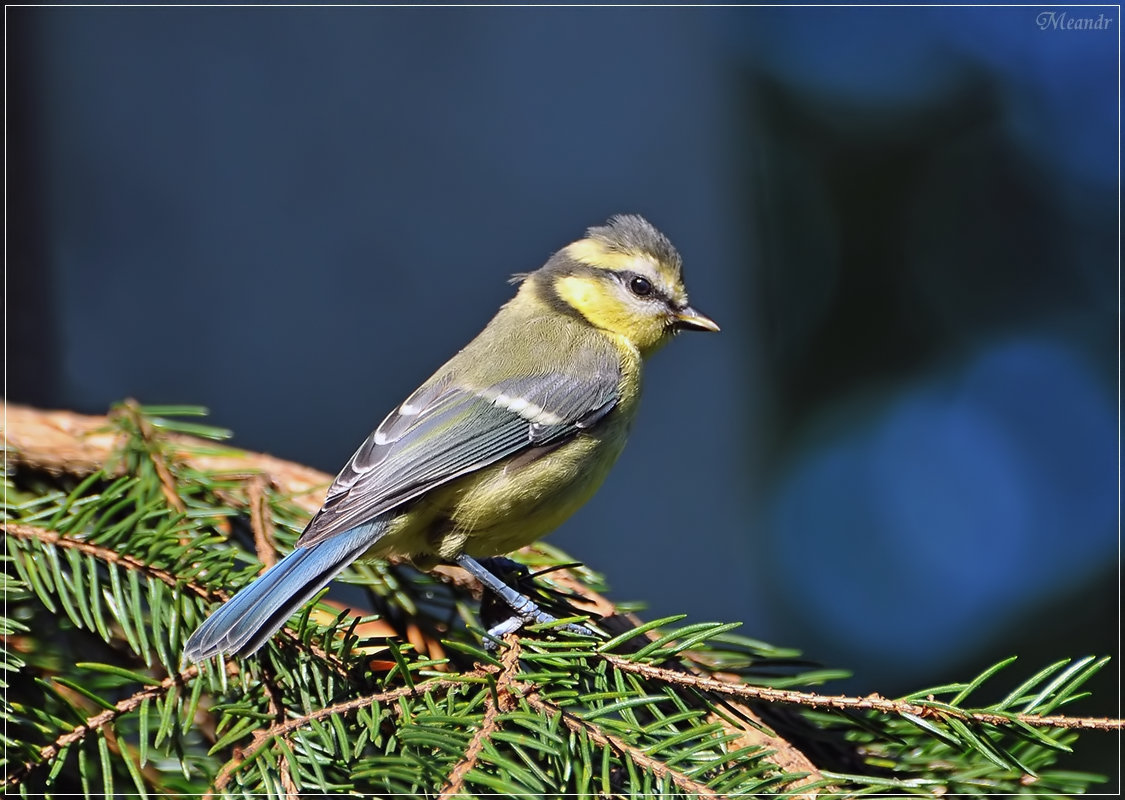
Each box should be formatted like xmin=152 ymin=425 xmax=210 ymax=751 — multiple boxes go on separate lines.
xmin=586 ymin=214 xmax=682 ymax=272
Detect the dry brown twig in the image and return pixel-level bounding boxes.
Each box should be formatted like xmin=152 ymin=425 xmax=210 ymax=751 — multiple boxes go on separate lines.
xmin=247 ymin=473 xmax=278 ymax=569
xmin=4 ymin=403 xmax=330 ymax=515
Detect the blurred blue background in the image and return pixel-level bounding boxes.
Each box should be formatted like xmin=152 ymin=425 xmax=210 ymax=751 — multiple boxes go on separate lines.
xmin=8 ymin=4 xmax=1117 ymax=770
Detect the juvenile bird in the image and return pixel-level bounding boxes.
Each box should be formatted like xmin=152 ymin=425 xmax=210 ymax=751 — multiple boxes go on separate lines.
xmin=183 ymin=214 xmax=718 ymax=662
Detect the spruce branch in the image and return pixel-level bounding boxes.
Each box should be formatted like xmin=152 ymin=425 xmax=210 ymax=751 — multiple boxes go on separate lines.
xmin=3 ymin=522 xmax=351 ymax=678
xmin=523 ymin=690 xmax=724 ymax=799
xmin=603 ymin=656 xmax=1122 ymax=732
xmin=437 ymin=635 xmax=522 ymax=798
xmin=113 ymin=400 xmax=187 ymax=515
xmin=206 ymin=676 xmax=470 ymax=798
xmin=5 ymin=402 xmax=827 ymax=792
xmin=3 ymin=401 xmax=1119 ymax=797
xmin=4 ymin=521 xmax=216 ymax=603
xmin=7 ymin=662 xmax=236 ymax=786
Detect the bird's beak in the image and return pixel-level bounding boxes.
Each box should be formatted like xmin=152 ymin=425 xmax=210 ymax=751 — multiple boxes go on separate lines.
xmin=672 ymin=306 xmax=720 ymax=333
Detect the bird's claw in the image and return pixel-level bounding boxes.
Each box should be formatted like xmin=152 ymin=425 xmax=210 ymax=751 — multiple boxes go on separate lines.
xmin=482 ymin=609 xmax=593 ymax=651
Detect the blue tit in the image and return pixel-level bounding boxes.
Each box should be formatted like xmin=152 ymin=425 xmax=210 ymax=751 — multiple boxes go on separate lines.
xmin=183 ymin=214 xmax=717 ymax=662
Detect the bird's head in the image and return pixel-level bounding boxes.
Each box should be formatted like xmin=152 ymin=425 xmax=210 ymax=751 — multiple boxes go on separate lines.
xmin=519 ymin=214 xmax=719 ymax=355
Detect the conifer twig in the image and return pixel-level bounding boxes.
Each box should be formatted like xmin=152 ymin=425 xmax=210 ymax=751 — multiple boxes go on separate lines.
xmin=247 ymin=474 xmax=278 ymax=569
xmin=522 ymin=688 xmax=724 ymax=800
xmin=604 ymin=656 xmax=1123 ymax=731
xmin=206 ymin=675 xmax=473 ymax=797
xmin=2 ymin=521 xmax=349 ymax=675
xmin=3 ymin=522 xmax=218 ymax=602
xmin=7 ymin=663 xmax=236 ymax=786
xmin=116 ymin=399 xmax=187 ymax=515
xmin=592 ymin=614 xmax=827 ymax=793
xmin=258 ymin=661 xmax=294 ymax=798
xmin=438 ymin=635 xmax=522 ymax=798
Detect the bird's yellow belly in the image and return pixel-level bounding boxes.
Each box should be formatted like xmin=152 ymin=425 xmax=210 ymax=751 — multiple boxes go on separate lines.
xmin=373 ymin=426 xmax=629 ymax=567
xmin=455 ymin=434 xmax=624 ymax=556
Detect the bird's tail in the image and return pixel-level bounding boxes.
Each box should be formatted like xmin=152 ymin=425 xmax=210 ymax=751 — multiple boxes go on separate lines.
xmin=182 ymin=519 xmax=386 ymax=663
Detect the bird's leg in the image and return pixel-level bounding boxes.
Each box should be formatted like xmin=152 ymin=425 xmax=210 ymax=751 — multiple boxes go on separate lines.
xmin=455 ymin=554 xmax=592 ymax=645
xmin=476 ymin=556 xmax=529 ymax=580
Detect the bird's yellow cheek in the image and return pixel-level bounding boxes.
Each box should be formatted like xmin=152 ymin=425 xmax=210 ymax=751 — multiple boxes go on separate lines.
xmin=554 ymin=275 xmax=670 ymax=354
xmin=553 ymin=274 xmax=601 ymax=318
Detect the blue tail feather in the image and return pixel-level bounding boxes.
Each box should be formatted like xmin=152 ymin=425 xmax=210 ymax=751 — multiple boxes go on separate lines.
xmin=182 ymin=520 xmax=386 ymax=663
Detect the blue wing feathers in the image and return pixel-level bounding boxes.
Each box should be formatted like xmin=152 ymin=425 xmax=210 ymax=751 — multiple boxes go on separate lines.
xmin=297 ymin=368 xmax=620 ymax=548
xmin=182 ymin=519 xmax=386 ymax=662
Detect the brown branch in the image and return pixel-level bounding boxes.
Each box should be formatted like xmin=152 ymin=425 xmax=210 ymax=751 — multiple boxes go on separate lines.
xmin=4 ymin=403 xmax=332 ymax=515
xmin=3 ymin=521 xmax=218 ymax=602
xmin=8 ymin=400 xmax=1120 ymax=796
xmin=3 ymin=521 xmax=347 ymax=674
xmin=116 ymin=399 xmax=187 ymax=514
xmin=247 ymin=474 xmax=278 ymax=569
xmin=438 ymin=637 xmax=522 ymax=798
xmin=278 ymin=756 xmax=300 ymax=800
xmin=7 ymin=663 xmax=236 ymax=786
xmin=522 ymin=689 xmax=724 ymax=800
xmin=207 ymin=675 xmax=473 ymax=796
xmin=4 ymin=404 xmax=129 ymax=477
xmin=604 ymin=656 xmax=1124 ymax=732
xmin=259 ymin=662 xmax=298 ymax=800
xmin=592 ymin=613 xmax=826 ymax=794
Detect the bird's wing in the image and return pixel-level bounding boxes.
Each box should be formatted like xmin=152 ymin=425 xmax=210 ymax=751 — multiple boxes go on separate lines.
xmin=295 ymin=356 xmax=621 ymax=548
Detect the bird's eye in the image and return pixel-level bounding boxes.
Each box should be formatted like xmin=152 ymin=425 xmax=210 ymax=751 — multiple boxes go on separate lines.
xmin=629 ymin=276 xmax=653 ymax=297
